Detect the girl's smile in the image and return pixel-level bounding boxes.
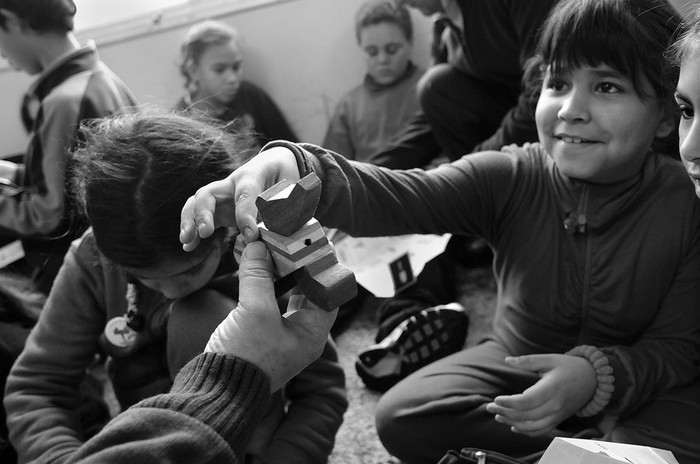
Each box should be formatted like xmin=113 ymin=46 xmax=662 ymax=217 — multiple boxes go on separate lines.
xmin=536 ymin=64 xmax=672 ymax=184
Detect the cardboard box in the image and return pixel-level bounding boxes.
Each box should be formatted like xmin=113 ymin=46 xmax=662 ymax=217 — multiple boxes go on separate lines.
xmin=539 ymin=438 xmax=678 ymax=464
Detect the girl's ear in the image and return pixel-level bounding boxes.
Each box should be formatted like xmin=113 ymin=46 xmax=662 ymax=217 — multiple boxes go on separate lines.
xmin=655 ymin=103 xmax=678 ymax=138
xmin=184 ymin=58 xmax=198 ymax=77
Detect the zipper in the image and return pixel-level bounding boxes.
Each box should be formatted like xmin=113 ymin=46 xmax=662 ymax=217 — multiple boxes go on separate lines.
xmin=577 ymin=185 xmax=592 ymax=332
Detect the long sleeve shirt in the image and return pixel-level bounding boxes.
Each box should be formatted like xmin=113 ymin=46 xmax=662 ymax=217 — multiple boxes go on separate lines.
xmin=267 ymin=140 xmax=700 ymax=417
xmin=67 ymin=353 xmax=270 ymax=464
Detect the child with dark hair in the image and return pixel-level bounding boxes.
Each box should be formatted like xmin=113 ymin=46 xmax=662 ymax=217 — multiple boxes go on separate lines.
xmin=323 ymin=0 xmax=425 ymax=162
xmin=174 ymin=19 xmax=298 ymax=150
xmin=4 ymin=108 xmax=347 ymax=464
xmin=180 ymin=0 xmax=700 ymax=463
xmin=0 ymin=0 xmax=136 ymax=292
xmin=0 ymin=1 xmax=135 ymax=460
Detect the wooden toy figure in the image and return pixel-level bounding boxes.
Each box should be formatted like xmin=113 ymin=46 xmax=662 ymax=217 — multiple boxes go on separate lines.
xmin=234 ymin=172 xmax=357 ymax=311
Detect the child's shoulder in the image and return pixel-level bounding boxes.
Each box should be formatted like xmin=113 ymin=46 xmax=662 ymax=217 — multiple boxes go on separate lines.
xmin=498 ymin=142 xmax=551 ymax=168
xmin=69 ymin=228 xmax=111 ymax=270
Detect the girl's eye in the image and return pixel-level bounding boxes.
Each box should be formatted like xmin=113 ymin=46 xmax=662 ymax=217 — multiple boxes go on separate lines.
xmin=384 ymin=43 xmax=401 ymax=55
xmin=597 ymin=82 xmax=621 ymax=94
xmin=546 ymin=77 xmax=567 ymax=92
xmin=364 ymin=46 xmax=379 ymax=58
xmin=678 ymin=104 xmax=694 ymax=121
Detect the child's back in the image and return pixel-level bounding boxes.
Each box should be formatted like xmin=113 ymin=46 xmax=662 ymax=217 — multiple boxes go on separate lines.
xmin=0 ymin=0 xmax=136 ymax=292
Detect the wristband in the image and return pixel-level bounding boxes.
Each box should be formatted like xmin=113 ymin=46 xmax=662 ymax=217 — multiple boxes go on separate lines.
xmin=566 ymin=345 xmax=615 ymax=417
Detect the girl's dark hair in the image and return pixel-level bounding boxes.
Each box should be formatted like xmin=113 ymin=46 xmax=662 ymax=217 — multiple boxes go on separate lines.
xmin=522 ymin=0 xmax=684 ymax=156
xmin=179 ymin=20 xmax=240 ymax=89
xmin=70 ymin=108 xmax=255 ymax=268
xmin=669 ymin=5 xmax=700 ymax=67
xmin=0 ymin=0 xmax=75 ymax=33
xmin=525 ymin=0 xmax=683 ymax=103
xmin=355 ymin=0 xmax=413 ymax=43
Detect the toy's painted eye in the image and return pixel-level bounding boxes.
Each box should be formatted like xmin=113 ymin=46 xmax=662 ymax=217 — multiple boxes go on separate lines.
xmin=304 ymin=239 xmax=312 ymax=246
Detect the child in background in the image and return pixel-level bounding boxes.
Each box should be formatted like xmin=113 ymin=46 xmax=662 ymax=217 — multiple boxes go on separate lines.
xmin=366 ymin=0 xmax=559 ymax=168
xmin=4 ymin=109 xmax=347 ymax=464
xmin=0 ymin=0 xmax=136 ymax=293
xmin=175 ymin=19 xmax=298 ymax=150
xmin=179 ymin=0 xmax=700 ymax=463
xmin=323 ymin=0 xmax=425 ymax=162
xmin=0 ymin=1 xmax=135 ymax=460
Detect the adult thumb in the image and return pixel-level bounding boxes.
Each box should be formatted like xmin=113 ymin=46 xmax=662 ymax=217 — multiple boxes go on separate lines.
xmin=238 ymin=241 xmax=276 ymax=310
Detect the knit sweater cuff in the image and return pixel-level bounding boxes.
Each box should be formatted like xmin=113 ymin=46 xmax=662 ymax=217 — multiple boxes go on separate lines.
xmin=134 ymin=352 xmax=271 ymax=457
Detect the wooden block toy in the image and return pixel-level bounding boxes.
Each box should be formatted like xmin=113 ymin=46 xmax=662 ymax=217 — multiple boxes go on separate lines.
xmin=255 ymin=173 xmax=322 ymax=236
xmin=235 ymin=173 xmax=357 ymax=311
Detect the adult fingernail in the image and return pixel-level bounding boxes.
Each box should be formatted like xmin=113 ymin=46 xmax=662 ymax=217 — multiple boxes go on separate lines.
xmin=245 ymin=242 xmax=268 ymax=259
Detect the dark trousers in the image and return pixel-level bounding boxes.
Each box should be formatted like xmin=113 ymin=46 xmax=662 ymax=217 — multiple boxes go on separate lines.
xmin=376 ymin=339 xmax=700 ymax=464
xmin=418 ymin=64 xmax=520 ymax=160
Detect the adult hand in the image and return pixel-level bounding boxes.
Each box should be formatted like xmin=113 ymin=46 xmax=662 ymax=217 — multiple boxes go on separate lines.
xmin=179 ymin=146 xmax=300 ymax=252
xmin=485 ymin=353 xmax=597 ymax=436
xmin=205 ymin=241 xmax=337 ymax=392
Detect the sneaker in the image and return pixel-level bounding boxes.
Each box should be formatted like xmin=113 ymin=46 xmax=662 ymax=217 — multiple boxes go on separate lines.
xmin=355 ymin=303 xmax=469 ymax=392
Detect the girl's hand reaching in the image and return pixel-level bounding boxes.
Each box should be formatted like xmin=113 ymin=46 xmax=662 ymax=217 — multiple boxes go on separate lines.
xmin=485 ymin=353 xmax=597 ymax=436
xmin=179 ymin=145 xmax=301 ymax=252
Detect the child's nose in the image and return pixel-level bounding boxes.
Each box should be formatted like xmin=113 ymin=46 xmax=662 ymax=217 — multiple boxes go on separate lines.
xmin=680 ymin=121 xmax=700 ymax=162
xmin=557 ymin=89 xmax=590 ymax=122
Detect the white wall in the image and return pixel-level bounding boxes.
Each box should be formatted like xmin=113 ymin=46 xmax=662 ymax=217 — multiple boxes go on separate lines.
xmin=0 ymin=0 xmax=433 ymax=156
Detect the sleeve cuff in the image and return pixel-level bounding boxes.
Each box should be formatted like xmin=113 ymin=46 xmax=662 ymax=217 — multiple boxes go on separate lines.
xmin=133 ymin=352 xmax=271 ymax=457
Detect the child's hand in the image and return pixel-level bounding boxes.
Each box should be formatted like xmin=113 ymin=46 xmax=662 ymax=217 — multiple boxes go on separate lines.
xmin=205 ymin=241 xmax=337 ymax=392
xmin=485 ymin=353 xmax=597 ymax=436
xmin=180 ymin=145 xmax=301 ymax=252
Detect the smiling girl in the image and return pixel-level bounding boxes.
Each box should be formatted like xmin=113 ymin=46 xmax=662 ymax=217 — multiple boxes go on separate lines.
xmin=179 ymin=0 xmax=700 ymax=463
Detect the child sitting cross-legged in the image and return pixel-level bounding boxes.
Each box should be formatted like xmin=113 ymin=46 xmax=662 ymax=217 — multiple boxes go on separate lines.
xmin=180 ymin=0 xmax=700 ymax=463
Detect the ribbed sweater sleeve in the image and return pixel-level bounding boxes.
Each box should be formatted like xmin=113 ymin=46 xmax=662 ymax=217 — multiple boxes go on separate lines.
xmin=137 ymin=352 xmax=271 ymax=455
xmin=67 ymin=353 xmax=271 ymax=463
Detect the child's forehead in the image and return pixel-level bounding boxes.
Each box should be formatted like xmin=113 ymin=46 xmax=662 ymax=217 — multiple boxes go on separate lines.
xmin=200 ymin=41 xmax=243 ymax=61
xmin=548 ymin=61 xmax=623 ymax=76
xmin=359 ymin=21 xmax=409 ymax=39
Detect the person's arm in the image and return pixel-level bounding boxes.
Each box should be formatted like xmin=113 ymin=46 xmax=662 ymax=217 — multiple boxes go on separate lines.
xmin=179 ymin=140 xmax=514 ymax=251
xmin=470 ymin=0 xmax=556 ymax=153
xmin=4 ymin=235 xmax=109 ymax=464
xmin=261 ymin=339 xmax=348 ymax=464
xmin=0 ymin=93 xmax=76 ymax=236
xmin=68 ymin=241 xmax=338 ymax=463
xmin=487 ymin=211 xmax=700 ymax=434
xmin=599 ymin=236 xmax=700 ymax=415
xmin=67 ymin=353 xmax=268 ymax=464
xmin=470 ymin=91 xmax=538 ymax=153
